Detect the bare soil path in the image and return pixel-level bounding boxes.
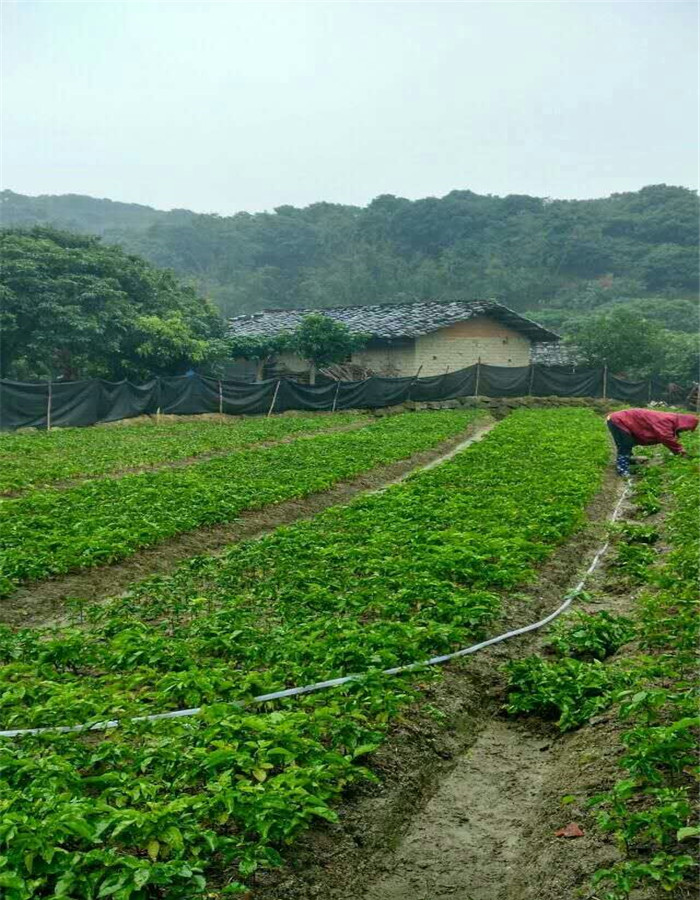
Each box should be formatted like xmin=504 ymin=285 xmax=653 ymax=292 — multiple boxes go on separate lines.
xmin=364 ymin=721 xmax=552 ymax=900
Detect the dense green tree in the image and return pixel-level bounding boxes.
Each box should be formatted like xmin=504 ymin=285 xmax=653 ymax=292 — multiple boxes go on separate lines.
xmin=3 ymin=185 xmax=696 ymax=319
xmin=0 ymin=227 xmax=224 ymax=380
xmin=227 ymin=333 xmax=292 ymax=381
xmin=2 ymin=186 xmax=697 ymax=384
xmin=287 ymin=314 xmax=369 ymax=384
xmin=567 ymin=308 xmax=664 ymax=378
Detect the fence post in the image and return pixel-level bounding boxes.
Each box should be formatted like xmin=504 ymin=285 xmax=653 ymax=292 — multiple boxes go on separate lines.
xmin=407 ymin=365 xmax=423 ymax=402
xmin=647 ymin=379 xmax=652 ymax=404
xmin=267 ymin=379 xmax=281 ymax=418
xmin=331 ymin=378 xmax=341 ymax=413
xmin=218 ymin=379 xmax=224 ymax=422
xmin=474 ymin=357 xmax=481 ymax=396
xmin=46 ymin=379 xmax=53 ymax=432
xmin=602 ymin=362 xmax=608 ymax=401
xmin=528 ymin=363 xmax=535 ymax=396
xmin=155 ymin=376 xmax=162 ymax=425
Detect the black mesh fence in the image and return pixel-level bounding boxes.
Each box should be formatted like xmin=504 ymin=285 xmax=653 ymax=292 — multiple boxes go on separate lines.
xmin=0 ymin=366 xmax=684 ymax=431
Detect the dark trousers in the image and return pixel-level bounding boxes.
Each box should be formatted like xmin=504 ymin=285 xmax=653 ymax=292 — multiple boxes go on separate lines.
xmin=607 ymin=420 xmax=635 ymax=476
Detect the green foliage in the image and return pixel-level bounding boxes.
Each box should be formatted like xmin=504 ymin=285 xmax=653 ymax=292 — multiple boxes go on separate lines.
xmin=0 ymin=411 xmax=479 ymax=593
xmin=565 ymin=306 xmax=699 ymax=381
xmin=0 ymin=408 xmax=610 ymax=896
xmin=504 ymin=656 xmax=625 ymax=731
xmin=3 ymin=185 xmax=697 ymax=320
xmin=567 ymin=308 xmax=662 ymax=376
xmin=287 ymin=314 xmax=369 ymax=382
xmin=0 ymin=227 xmax=224 ymax=381
xmin=548 ymin=610 xmax=635 ymax=661
xmin=589 ymin=446 xmax=699 ymax=898
xmin=0 ymin=412 xmax=367 ymax=495
xmin=226 ymin=333 xmax=292 ymax=379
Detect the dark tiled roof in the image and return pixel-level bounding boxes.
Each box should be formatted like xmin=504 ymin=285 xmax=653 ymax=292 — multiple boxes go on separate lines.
xmin=228 ymin=299 xmax=559 ymax=343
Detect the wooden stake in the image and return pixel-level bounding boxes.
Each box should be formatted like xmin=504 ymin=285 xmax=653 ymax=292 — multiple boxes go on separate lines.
xmin=602 ymin=362 xmax=608 ymax=401
xmin=331 ymin=378 xmax=341 ymax=413
xmin=407 ymin=365 xmax=423 ymax=402
xmin=46 ymin=379 xmax=52 ymax=432
xmin=528 ymin=362 xmax=535 ymax=396
xmin=155 ymin=377 xmax=162 ymax=425
xmin=267 ymin=379 xmax=281 ymax=418
xmin=218 ymin=379 xmax=224 ymax=422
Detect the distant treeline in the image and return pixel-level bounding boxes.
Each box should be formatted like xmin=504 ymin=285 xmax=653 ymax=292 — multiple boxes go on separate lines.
xmin=2 ymin=185 xmax=697 ymax=329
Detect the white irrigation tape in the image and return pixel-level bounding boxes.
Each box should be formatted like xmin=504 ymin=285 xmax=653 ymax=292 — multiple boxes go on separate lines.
xmin=0 ymin=465 xmax=630 ymax=740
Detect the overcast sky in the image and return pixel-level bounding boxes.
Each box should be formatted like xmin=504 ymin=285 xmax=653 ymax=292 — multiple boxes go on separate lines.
xmin=2 ymin=1 xmax=697 ymax=214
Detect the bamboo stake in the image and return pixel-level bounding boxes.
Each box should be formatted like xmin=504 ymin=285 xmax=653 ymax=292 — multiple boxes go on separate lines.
xmin=331 ymin=378 xmax=341 ymax=413
xmin=218 ymin=380 xmax=224 ymax=422
xmin=267 ymin=379 xmax=281 ymax=418
xmin=528 ymin=362 xmax=535 ymax=396
xmin=407 ymin=364 xmax=423 ymax=402
xmin=155 ymin=377 xmax=162 ymax=425
xmin=474 ymin=357 xmax=481 ymax=396
xmin=46 ymin=379 xmax=52 ymax=432
xmin=602 ymin=362 xmax=608 ymax=401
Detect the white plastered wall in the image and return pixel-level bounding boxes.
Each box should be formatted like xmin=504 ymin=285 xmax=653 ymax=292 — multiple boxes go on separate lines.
xmin=413 ymin=318 xmax=531 ymax=375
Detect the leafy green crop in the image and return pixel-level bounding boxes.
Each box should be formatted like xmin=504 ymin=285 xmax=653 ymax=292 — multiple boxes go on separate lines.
xmin=0 ymin=408 xmax=610 ymax=897
xmin=505 ymin=655 xmax=626 ymax=730
xmin=0 ymin=412 xmax=367 ymax=495
xmin=548 ymin=610 xmax=635 ymax=661
xmin=0 ymin=410 xmax=479 ymax=594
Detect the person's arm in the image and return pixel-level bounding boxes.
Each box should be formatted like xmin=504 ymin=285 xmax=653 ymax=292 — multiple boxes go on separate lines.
xmin=658 ymin=424 xmax=685 ymax=455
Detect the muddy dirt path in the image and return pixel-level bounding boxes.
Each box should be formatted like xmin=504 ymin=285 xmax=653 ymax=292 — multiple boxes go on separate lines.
xmin=1 ymin=418 xmax=496 ymax=628
xmin=364 ymin=721 xmax=552 ymax=900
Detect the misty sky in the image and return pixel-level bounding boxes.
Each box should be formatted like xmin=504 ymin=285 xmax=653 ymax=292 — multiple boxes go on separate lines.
xmin=2 ymin=1 xmax=697 ymax=214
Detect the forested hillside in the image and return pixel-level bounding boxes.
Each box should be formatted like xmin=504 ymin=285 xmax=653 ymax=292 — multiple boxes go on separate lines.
xmin=2 ymin=185 xmax=697 ymax=330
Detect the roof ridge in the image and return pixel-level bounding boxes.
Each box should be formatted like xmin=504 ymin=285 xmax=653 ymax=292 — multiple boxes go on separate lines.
xmin=228 ymin=298 xmax=497 ymax=320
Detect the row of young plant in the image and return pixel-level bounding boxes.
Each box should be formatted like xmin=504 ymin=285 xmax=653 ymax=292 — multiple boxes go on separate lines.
xmin=0 ymin=411 xmax=367 ymax=495
xmin=0 ymin=410 xmax=479 ymax=596
xmin=0 ymin=408 xmax=610 ymax=898
xmin=505 ymin=442 xmax=698 ymax=898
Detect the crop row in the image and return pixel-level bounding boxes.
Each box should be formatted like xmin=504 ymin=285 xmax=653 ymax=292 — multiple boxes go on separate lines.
xmin=0 ymin=409 xmax=611 ymax=898
xmin=0 ymin=412 xmax=367 ymax=494
xmin=505 ymin=437 xmax=698 ymax=898
xmin=0 ymin=410 xmax=480 ymax=595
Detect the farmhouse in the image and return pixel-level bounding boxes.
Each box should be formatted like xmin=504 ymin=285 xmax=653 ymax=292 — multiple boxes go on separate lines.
xmin=228 ymin=299 xmax=560 ymax=378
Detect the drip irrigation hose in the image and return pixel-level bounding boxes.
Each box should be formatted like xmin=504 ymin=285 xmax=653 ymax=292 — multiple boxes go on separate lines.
xmin=0 ymin=478 xmax=631 ymax=740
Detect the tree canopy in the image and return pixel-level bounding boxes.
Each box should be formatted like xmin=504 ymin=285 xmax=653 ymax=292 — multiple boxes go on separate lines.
xmin=2 ymin=185 xmax=697 ymax=323
xmin=567 ymin=307 xmax=699 ymax=383
xmin=287 ymin=314 xmax=368 ymax=383
xmin=0 ymin=227 xmax=226 ymax=381
xmin=2 ymin=185 xmax=697 ymax=383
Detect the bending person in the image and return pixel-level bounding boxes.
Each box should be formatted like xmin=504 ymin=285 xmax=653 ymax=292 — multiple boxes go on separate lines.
xmin=606 ymin=408 xmax=698 ymax=476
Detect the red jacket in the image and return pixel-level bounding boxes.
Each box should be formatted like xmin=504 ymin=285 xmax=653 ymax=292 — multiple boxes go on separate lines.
xmin=608 ymin=409 xmax=698 ymax=455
